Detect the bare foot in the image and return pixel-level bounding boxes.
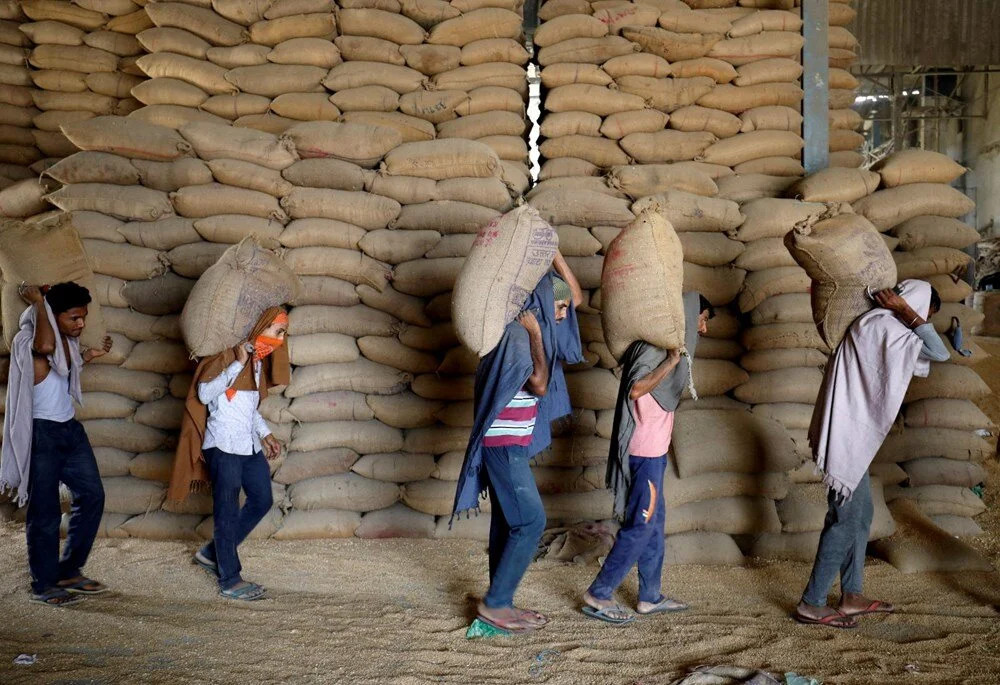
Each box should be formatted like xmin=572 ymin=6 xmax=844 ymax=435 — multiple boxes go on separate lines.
xmin=583 ymin=591 xmax=633 ymax=622
xmin=838 ymin=592 xmax=894 ymax=617
xmin=477 ymin=602 xmax=537 ymax=632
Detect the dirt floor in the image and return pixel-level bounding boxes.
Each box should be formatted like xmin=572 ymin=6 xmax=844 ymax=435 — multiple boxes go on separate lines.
xmin=0 ymin=340 xmax=997 ymax=685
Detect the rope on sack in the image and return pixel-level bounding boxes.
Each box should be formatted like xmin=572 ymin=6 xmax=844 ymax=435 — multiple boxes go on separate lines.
xmin=680 ymin=346 xmax=697 ymax=401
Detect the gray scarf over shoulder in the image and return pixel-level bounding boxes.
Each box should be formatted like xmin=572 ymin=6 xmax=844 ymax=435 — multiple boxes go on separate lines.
xmin=606 ymin=292 xmax=701 ymax=522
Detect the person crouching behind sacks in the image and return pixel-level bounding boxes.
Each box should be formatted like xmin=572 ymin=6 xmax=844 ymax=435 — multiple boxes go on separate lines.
xmin=168 ymin=307 xmax=289 ymax=601
xmin=794 ymin=280 xmax=947 ymax=629
xmin=582 ymin=293 xmax=714 ymax=625
xmin=451 ymin=261 xmax=584 ymax=634
xmin=1 ymin=283 xmax=113 ymax=607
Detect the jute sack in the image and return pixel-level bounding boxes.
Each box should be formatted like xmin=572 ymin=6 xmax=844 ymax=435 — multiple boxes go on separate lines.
xmin=284 ymin=359 xmax=410 ymax=398
xmin=666 ymin=532 xmax=744 ymax=566
xmin=733 ymin=366 xmax=824 ymax=405
xmin=271 ymin=509 xmax=360 ymax=540
xmin=46 ymin=183 xmax=173 ymax=222
xmin=736 ymin=198 xmax=845 ymax=241
xmin=631 ymin=190 xmax=742 ymax=233
xmin=195 ymin=506 xmax=284 ymax=541
xmin=542 ymin=490 xmax=611 ymax=523
xmin=536 ymin=36 xmax=641 ymax=67
xmin=904 ymin=398 xmax=995 ymax=431
xmin=669 ymin=57 xmax=738 ymax=83
xmin=677 ymin=233 xmax=745 ymax=267
xmin=539 ymin=63 xmax=614 ymax=88
xmin=671 ymin=409 xmax=800 ymax=478
xmin=599 ymin=209 xmax=685 ymax=359
xmin=740 ymin=323 xmax=828 ymax=352
xmin=529 ymin=188 xmax=634 ymax=228
xmin=60 ymin=116 xmax=193 ymax=162
xmin=404 ymin=425 xmax=470 ymax=454
xmin=289 ymin=473 xmax=400 ymax=512
xmin=716 ymin=173 xmax=797 ymax=202
xmin=697 ymin=83 xmax=803 ymax=113
xmin=355 ymin=503 xmax=436 ymax=539
xmin=929 ymin=515 xmax=984 ymax=538
xmin=901 ymin=458 xmax=986 ymax=489
xmin=367 ymin=392 xmax=445 ymax=429
xmin=738 ymin=266 xmax=811 ymax=313
xmin=892 ymin=216 xmax=981 ymax=251
xmin=403 ymin=478 xmax=482 ymax=516
xmin=614 ymin=75 xmax=715 ymax=113
xmin=43 ymin=151 xmax=141 ymax=186
xmin=0 ymin=215 xmax=106 ymax=349
xmin=83 ymin=419 xmax=168 ymax=454
xmin=274 ymin=449 xmax=360 ymax=486
xmin=750 ymin=293 xmax=813 ymax=325
xmin=683 ymin=263 xmax=746 ymax=307
xmin=81 ymin=366 xmax=167 ymax=402
xmin=606 ymin=164 xmax=719 ymax=199
xmin=786 ymin=167 xmax=880 ymax=203
xmin=883 ymin=484 xmax=987 ymax=518
xmin=180 ymin=238 xmax=301 ymax=358
xmin=875 ymin=427 xmax=993 ymax=464
xmin=619 ymin=130 xmax=717 ymax=164
xmin=621 ymin=26 xmax=722 ymax=62
xmin=544 ymin=83 xmax=647 ymax=116
xmin=735 ymin=237 xmax=797 ymax=271
xmin=786 ymin=212 xmax=897 ymax=349
xmin=179 ymin=122 xmax=297 ymax=170
xmin=282 ymin=121 xmax=403 ymax=168
xmin=664 ymin=469 xmax=789 ymax=508
xmin=668 ymin=105 xmax=742 ymax=138
xmin=873 ymin=149 xmax=966 ymax=188
xmin=733 ymin=58 xmax=802 ymax=86
xmin=381 ymin=139 xmax=499 ymax=180
xmin=853 ymin=184 xmax=975 ymax=232
xmin=132 ymin=158 xmax=214 ymax=194
xmin=893 ymin=246 xmax=971 ymax=281
xmin=144 ymin=2 xmax=247 ymax=46
xmin=100 ymin=476 xmax=166 ymax=515
xmin=533 ymin=14 xmax=608 ymax=47
xmin=601 ymin=109 xmax=671 ymax=140
xmin=870 ymin=500 xmax=991 ymax=573
xmin=698 ymin=130 xmax=802 ymax=166
xmin=539 ymin=134 xmax=630 ymax=168
xmin=666 ymin=496 xmax=781 ymax=535
xmin=451 ymin=205 xmax=557 ymax=356
xmin=121 ymin=511 xmax=203 ymax=541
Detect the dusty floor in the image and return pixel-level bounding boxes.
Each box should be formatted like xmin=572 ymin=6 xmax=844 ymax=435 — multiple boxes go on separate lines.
xmin=0 ymin=340 xmax=997 ymax=685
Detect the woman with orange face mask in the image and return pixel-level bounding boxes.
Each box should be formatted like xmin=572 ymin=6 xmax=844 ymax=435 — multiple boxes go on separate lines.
xmin=168 ymin=307 xmax=289 ymax=601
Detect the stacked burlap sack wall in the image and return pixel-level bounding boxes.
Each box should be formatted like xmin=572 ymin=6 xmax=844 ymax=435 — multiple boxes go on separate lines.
xmin=0 ymin=0 xmax=41 ymax=189
xmin=0 ymin=0 xmax=544 ymax=540
xmin=851 ymin=149 xmax=994 ymax=539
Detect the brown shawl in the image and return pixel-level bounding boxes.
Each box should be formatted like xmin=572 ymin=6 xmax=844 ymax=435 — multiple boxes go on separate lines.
xmin=166 ymin=307 xmax=290 ymax=502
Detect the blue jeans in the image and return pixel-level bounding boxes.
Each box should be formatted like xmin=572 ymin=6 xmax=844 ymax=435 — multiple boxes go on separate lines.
xmin=26 ymin=418 xmax=105 ymax=595
xmin=802 ymin=473 xmax=874 ymax=607
xmin=200 ymin=447 xmax=273 ymax=590
xmin=483 ymin=445 xmax=546 ymax=609
xmin=588 ymin=455 xmax=667 ymax=604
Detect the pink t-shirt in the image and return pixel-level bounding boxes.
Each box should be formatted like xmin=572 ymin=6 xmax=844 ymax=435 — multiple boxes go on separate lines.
xmin=628 ymin=393 xmax=675 ymax=458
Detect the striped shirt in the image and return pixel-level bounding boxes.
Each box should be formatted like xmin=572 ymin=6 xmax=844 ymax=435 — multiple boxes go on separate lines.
xmin=483 ymin=389 xmax=539 ymax=447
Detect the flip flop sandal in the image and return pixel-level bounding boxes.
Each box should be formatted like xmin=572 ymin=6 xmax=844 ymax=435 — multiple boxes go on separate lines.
xmin=637 ymin=596 xmax=689 ymax=615
xmin=476 ymin=614 xmax=537 ymax=634
xmin=581 ymin=604 xmax=636 ymax=625
xmin=30 ymin=588 xmax=85 ymax=607
xmin=220 ymin=582 xmax=267 ymax=601
xmin=58 ymin=577 xmax=109 ymax=594
xmin=842 ymin=600 xmax=894 ymax=617
xmin=793 ymin=610 xmax=857 ymax=629
xmin=193 ymin=551 xmax=219 ymax=576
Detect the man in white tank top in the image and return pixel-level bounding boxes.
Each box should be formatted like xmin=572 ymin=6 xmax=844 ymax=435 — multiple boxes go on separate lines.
xmin=20 ymin=282 xmax=112 ymax=607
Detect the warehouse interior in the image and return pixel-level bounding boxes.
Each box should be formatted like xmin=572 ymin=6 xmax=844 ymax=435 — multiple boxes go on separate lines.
xmin=0 ymin=0 xmax=998 ymax=682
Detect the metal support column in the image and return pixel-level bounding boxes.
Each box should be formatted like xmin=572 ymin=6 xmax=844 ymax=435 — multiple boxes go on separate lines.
xmin=802 ymin=0 xmax=830 ymax=173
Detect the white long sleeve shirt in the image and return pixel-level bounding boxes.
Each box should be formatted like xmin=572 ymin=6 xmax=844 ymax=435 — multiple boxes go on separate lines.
xmin=198 ymin=360 xmax=271 ymax=456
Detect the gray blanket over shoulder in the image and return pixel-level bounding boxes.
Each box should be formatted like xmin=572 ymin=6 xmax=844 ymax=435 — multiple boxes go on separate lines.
xmin=606 ymin=292 xmax=701 ymax=522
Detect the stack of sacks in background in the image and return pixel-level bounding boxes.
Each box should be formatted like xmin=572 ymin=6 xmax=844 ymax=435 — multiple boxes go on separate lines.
xmin=129 ymin=0 xmax=533 ymax=189
xmin=533 ymin=0 xmax=807 ymax=203
xmin=0 ymin=0 xmax=40 ymax=187
xmin=853 ymin=149 xmax=993 ymax=538
xmin=19 ymin=0 xmax=146 ymax=166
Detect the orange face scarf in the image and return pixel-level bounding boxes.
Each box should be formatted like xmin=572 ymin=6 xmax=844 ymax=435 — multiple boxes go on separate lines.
xmin=253 ymin=311 xmax=288 ymax=361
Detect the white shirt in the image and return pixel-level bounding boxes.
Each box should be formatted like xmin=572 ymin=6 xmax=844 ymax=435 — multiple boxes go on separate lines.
xmin=32 ymin=367 xmax=75 ymax=423
xmin=199 ymin=360 xmax=271 ymax=456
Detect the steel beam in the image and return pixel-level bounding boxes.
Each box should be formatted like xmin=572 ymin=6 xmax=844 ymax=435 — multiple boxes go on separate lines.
xmin=802 ymin=0 xmax=830 ymax=173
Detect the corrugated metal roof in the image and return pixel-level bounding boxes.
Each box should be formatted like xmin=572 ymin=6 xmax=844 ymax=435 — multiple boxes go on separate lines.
xmin=854 ymin=0 xmax=1000 ymax=66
